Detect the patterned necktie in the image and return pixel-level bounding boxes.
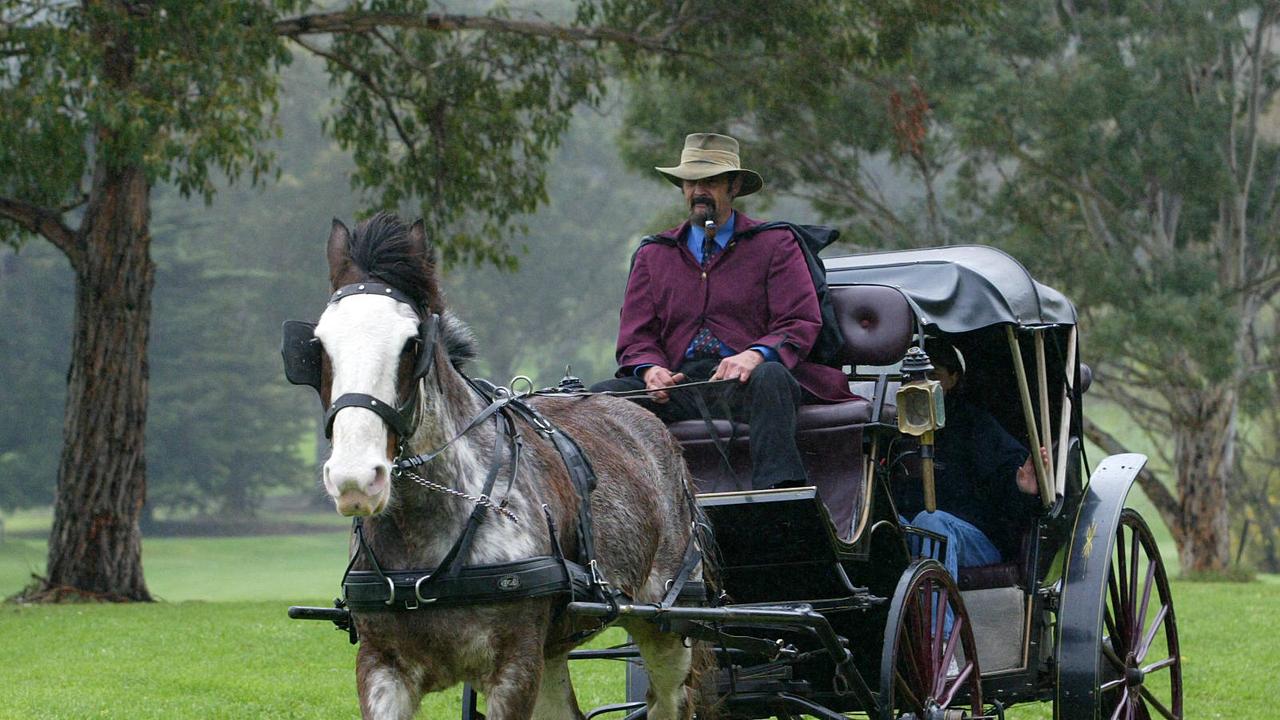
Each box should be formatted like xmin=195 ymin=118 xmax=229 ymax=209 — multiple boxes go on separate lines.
xmin=689 ymin=327 xmax=722 ymax=358
xmin=702 ymin=221 xmax=719 ymax=267
xmin=689 ymin=220 xmax=724 ymax=358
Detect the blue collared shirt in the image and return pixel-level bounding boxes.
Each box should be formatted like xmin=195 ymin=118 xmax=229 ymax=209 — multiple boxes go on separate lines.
xmin=687 ymin=212 xmax=736 ymax=264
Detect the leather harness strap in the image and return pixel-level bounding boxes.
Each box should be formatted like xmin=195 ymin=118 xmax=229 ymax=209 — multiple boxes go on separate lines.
xmin=343 ymin=558 xmax=595 ymax=611
xmin=325 ymin=393 xmax=413 ymax=439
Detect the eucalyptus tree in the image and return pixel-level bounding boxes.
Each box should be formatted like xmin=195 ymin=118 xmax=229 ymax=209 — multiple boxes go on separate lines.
xmin=932 ymin=1 xmax=1280 ymax=575
xmin=624 ymin=1 xmax=1280 ymax=573
xmin=0 ymin=0 xmax=976 ymax=600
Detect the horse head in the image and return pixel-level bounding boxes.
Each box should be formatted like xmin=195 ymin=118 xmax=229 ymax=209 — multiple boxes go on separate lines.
xmin=313 ymin=213 xmax=441 ymax=516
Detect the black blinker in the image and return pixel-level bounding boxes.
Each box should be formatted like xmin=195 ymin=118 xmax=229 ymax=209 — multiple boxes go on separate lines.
xmin=282 ymin=320 xmax=323 ymax=392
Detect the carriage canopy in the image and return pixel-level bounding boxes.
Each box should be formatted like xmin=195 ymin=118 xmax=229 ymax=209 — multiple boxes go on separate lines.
xmin=824 ymin=245 xmax=1076 ymax=334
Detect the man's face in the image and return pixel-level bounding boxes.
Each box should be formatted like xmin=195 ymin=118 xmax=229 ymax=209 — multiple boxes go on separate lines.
xmin=928 ymin=365 xmax=960 ymax=393
xmin=682 ymin=173 xmax=739 ymax=226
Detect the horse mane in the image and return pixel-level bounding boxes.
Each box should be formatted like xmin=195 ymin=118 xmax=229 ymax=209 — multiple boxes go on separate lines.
xmin=346 ymin=212 xmax=477 ymax=367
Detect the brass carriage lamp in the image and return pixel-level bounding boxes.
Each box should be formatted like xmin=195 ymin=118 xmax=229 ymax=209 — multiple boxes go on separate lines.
xmin=896 ymin=346 xmax=946 ymax=512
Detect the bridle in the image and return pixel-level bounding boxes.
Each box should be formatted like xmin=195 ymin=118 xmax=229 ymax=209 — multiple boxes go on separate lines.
xmin=281 ymin=281 xmax=440 ymax=449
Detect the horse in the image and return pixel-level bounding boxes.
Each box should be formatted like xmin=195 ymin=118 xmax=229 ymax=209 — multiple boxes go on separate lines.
xmin=302 ymin=212 xmax=712 ymax=719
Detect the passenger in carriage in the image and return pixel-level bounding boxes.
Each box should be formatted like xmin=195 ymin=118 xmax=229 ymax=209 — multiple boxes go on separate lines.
xmin=896 ymin=338 xmax=1048 ymax=581
xmin=591 ymin=132 xmax=854 ymax=490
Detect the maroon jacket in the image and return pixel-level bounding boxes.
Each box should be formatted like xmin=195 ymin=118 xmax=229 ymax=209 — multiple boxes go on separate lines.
xmin=615 ymin=213 xmax=855 ymax=403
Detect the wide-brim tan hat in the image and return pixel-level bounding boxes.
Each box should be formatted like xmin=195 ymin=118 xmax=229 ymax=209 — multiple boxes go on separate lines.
xmin=655 ymin=133 xmax=764 ymax=196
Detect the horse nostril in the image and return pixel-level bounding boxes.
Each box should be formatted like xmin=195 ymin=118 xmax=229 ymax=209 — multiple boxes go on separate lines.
xmin=368 ymin=464 xmax=390 ymax=495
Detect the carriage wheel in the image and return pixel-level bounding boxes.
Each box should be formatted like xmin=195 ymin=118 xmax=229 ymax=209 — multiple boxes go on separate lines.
xmin=1097 ymin=510 xmax=1182 ymax=720
xmin=879 ymin=559 xmax=982 ymax=720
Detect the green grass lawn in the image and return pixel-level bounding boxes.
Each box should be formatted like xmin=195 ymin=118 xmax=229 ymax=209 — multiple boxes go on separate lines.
xmin=1 ymin=577 xmax=1274 ymax=719
xmin=2 ymin=500 xmax=1275 ymax=718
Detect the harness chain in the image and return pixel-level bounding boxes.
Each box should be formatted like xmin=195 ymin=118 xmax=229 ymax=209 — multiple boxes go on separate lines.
xmin=399 ymin=467 xmax=518 ymax=523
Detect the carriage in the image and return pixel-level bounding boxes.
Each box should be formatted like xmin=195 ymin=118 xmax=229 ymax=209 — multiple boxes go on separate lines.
xmin=287 ymin=225 xmax=1181 ymax=720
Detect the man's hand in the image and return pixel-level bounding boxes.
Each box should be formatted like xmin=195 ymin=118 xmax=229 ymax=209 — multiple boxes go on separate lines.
xmin=1016 ymin=446 xmax=1052 ymax=494
xmin=641 ymin=366 xmax=686 ymax=403
xmin=712 ymin=349 xmax=765 ymax=383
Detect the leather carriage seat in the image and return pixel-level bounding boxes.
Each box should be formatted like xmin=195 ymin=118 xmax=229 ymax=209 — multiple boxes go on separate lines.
xmin=671 ymin=284 xmax=915 ymax=539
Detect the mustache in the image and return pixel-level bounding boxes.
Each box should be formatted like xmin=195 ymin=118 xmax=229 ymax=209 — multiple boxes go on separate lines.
xmin=690 ymin=195 xmax=717 ymax=221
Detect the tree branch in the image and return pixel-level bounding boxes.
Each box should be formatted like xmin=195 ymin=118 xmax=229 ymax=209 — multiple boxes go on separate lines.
xmin=0 ymin=196 xmax=80 ymax=260
xmin=1084 ymin=423 xmax=1183 ymax=543
xmin=290 ymin=34 xmax=423 ymax=170
xmin=273 ymin=10 xmax=688 ymax=55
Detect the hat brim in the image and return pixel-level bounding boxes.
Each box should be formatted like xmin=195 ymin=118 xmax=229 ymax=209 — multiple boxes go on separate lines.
xmin=655 ymin=164 xmax=763 ymax=196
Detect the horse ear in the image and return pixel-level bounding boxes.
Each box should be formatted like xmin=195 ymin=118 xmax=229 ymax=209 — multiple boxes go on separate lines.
xmin=327 ymin=218 xmax=354 ymax=287
xmin=408 ymin=219 xmax=435 ymax=265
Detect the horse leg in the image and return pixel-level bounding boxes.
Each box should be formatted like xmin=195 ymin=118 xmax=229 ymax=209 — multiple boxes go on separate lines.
xmin=627 ymin=620 xmax=695 ymax=720
xmin=481 ymin=634 xmax=547 ymax=720
xmin=531 ymin=652 xmax=586 ymax=720
xmin=355 ymin=646 xmax=424 ymax=720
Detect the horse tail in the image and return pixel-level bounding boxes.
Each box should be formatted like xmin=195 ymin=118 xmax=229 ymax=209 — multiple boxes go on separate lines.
xmin=682 ymin=471 xmax=722 ymax=604
xmin=686 ymin=637 xmax=722 ymax=719
xmin=678 ymin=465 xmax=724 ymax=719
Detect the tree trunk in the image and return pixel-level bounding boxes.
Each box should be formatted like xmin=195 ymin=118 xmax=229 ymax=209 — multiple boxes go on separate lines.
xmin=1171 ymin=386 xmax=1235 ymax=575
xmin=39 ymin=162 xmax=154 ymax=602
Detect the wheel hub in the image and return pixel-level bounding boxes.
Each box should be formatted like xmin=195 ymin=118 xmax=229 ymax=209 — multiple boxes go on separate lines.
xmin=1125 ymin=665 xmax=1145 ymax=688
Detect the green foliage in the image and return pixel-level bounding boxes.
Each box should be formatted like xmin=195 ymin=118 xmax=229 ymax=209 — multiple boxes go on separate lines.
xmin=321 ymin=1 xmax=608 ymax=267
xmin=0 ymin=1 xmax=289 ymax=241
xmin=616 ymin=0 xmax=987 ymax=249
xmin=442 ymin=98 xmax=675 ymax=386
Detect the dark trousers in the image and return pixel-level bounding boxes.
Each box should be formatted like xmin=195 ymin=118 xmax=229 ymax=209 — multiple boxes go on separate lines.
xmin=591 ymin=359 xmax=812 ymax=490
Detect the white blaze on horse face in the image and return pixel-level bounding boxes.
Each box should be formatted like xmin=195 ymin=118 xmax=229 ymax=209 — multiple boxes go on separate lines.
xmin=316 ymin=294 xmax=420 ymax=516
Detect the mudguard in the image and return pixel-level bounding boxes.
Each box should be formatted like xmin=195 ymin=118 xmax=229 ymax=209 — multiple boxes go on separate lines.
xmin=1054 ymin=452 xmax=1147 ymax=719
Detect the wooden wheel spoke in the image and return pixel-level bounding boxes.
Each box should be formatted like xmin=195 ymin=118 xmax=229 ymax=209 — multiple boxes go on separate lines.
xmin=900 ymin=628 xmax=923 ymax=690
xmin=1115 ymin=527 xmax=1129 ymax=620
xmin=1139 ymin=684 xmax=1180 ymax=720
xmin=1128 ymin=528 xmax=1141 ymax=647
xmin=1100 ymin=676 xmax=1127 ymax=692
xmin=1135 ymin=555 xmax=1156 ymax=640
xmin=1102 ymin=632 xmax=1126 ymax=671
xmin=1108 ymin=687 xmax=1130 ymax=720
xmin=895 ymin=669 xmax=927 ymax=715
xmin=932 ymin=584 xmax=947 ymax=673
xmin=1141 ymin=655 xmax=1178 ymax=675
xmin=1137 ymin=604 xmax=1170 ymax=662
xmin=936 ymin=662 xmax=972 ymax=708
xmin=935 ymin=613 xmax=963 ymax=698
xmin=1105 ymin=565 xmax=1124 ymax=650
xmin=910 ymin=587 xmax=930 ymax=671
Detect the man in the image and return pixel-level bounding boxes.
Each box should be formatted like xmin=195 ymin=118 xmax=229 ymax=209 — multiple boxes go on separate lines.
xmin=592 ymin=132 xmax=854 ymax=490
xmin=895 ymin=338 xmax=1048 ymax=581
